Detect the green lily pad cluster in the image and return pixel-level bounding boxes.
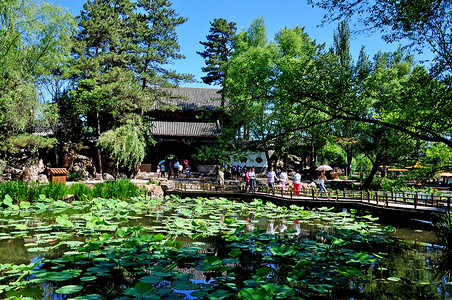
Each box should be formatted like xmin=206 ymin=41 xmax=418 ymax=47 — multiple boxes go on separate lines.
xmin=0 ymin=193 xmax=448 ymax=299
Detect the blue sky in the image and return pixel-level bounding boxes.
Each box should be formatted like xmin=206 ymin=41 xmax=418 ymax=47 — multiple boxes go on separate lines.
xmin=57 ymin=0 xmax=425 ymax=88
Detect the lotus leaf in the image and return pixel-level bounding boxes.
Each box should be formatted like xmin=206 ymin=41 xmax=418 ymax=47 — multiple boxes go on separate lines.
xmin=55 ymin=285 xmax=83 ymax=295
xmin=70 ymin=294 xmax=102 ymax=300
xmin=36 ymin=270 xmax=81 ymax=281
xmin=124 ymin=281 xmax=156 ymax=298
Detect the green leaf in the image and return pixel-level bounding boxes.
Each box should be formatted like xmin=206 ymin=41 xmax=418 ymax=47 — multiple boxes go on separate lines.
xmin=55 ymin=285 xmax=83 ymax=294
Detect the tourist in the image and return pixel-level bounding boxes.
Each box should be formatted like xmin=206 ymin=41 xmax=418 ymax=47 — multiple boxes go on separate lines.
xmin=185 ymin=165 xmax=190 ymax=179
xmin=315 ymin=170 xmax=331 ymax=200
xmin=173 ymin=160 xmax=179 ymax=178
xmin=279 ymin=169 xmax=288 ymax=195
xmin=249 ymin=166 xmax=256 ymax=193
xmin=267 ymin=167 xmax=276 ymax=192
xmin=157 ymin=165 xmax=161 ymax=178
xmin=178 ymin=163 xmax=183 ymax=176
xmin=160 ymin=163 xmax=165 ymax=178
xmin=168 ymin=161 xmax=173 ymax=178
xmin=218 ymin=167 xmax=225 ymax=188
xmin=245 ymin=167 xmax=250 ymax=192
xmin=293 ymin=170 xmax=301 ymax=195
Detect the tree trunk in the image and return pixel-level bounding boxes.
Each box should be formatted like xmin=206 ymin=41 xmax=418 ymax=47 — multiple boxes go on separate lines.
xmin=363 ymin=161 xmax=380 ymax=189
xmin=310 ymin=137 xmax=316 ymax=179
xmin=346 ymin=148 xmax=353 ymax=176
xmin=96 ymin=109 xmax=103 ymax=174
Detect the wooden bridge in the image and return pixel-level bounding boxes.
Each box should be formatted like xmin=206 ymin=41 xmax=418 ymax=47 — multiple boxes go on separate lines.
xmin=166 ymin=181 xmax=452 ymax=223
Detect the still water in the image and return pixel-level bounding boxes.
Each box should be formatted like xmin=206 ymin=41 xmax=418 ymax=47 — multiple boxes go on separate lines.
xmin=0 ymin=197 xmax=450 ymax=299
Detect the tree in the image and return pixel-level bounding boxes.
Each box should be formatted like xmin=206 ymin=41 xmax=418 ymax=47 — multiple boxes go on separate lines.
xmin=198 ymin=18 xmax=237 ymax=86
xmin=66 ymin=0 xmax=192 ymax=173
xmin=308 ymin=0 xmax=452 ymax=77
xmin=98 ymin=119 xmax=149 ymax=177
xmin=0 ymin=0 xmax=75 ymax=149
xmin=217 ymin=21 xmax=331 ymax=169
xmin=354 ymin=123 xmax=419 ymax=188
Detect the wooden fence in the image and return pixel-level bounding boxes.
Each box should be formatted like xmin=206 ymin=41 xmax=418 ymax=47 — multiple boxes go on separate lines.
xmin=173 ymin=181 xmax=452 ymax=212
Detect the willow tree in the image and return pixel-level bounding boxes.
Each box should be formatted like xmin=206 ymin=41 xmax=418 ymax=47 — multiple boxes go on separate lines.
xmin=0 ymin=0 xmax=75 ymax=150
xmin=98 ymin=120 xmax=149 ymax=177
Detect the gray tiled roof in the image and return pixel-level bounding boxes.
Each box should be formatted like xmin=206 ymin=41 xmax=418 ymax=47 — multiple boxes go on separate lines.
xmin=155 ymin=87 xmax=223 ymax=111
xmin=150 ymin=121 xmax=219 ymax=137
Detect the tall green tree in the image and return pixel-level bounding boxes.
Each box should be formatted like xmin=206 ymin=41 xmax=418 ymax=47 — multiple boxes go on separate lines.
xmin=308 ymin=0 xmax=452 ymax=76
xmin=198 ymin=18 xmax=237 ymax=87
xmin=0 ymin=0 xmax=75 ymax=149
xmin=66 ymin=0 xmax=192 ymax=173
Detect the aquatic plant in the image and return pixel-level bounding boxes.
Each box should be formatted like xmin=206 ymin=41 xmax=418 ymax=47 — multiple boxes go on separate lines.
xmin=0 ymin=194 xmax=449 ymax=298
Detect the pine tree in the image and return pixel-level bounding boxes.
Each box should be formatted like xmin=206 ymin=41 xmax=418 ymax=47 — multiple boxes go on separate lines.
xmin=66 ymin=0 xmax=192 ymax=173
xmin=198 ymin=18 xmax=237 ymax=86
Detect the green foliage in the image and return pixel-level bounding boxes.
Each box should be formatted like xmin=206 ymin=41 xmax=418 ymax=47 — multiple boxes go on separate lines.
xmin=309 ymin=0 xmax=452 ymax=76
xmin=198 ymin=18 xmax=237 ymax=86
xmin=434 ymin=212 xmax=452 ymax=250
xmin=98 ymin=121 xmax=148 ymax=172
xmin=0 ymin=0 xmax=75 ymax=138
xmin=65 ymin=0 xmax=193 ymax=148
xmin=0 ymin=180 xmax=144 ymax=202
xmin=91 ymin=179 xmax=144 ymax=199
xmin=1 ymin=134 xmax=57 ymax=153
xmin=67 ymin=170 xmax=85 ymax=182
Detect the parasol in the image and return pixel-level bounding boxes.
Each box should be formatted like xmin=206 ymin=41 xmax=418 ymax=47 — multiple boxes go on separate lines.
xmin=158 ymin=160 xmax=165 ymax=165
xmin=316 ymin=165 xmax=333 ymax=171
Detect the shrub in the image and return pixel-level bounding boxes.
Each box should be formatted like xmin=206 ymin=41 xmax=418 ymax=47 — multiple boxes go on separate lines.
xmin=67 ymin=170 xmax=85 ymax=182
xmin=434 ymin=211 xmax=452 ymax=250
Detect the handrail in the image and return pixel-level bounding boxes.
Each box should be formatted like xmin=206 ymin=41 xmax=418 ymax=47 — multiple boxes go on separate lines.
xmin=172 ymin=180 xmax=451 ymax=213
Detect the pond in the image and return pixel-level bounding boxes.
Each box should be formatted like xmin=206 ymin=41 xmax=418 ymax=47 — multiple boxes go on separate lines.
xmin=0 ymin=194 xmax=451 ymax=299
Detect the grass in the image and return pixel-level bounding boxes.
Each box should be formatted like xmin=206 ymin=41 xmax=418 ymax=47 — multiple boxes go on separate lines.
xmin=0 ymin=179 xmax=145 ymax=202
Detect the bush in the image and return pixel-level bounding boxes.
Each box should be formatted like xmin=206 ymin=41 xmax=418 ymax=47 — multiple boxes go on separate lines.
xmin=434 ymin=211 xmax=452 ymax=250
xmin=67 ymin=170 xmax=85 ymax=182
xmin=369 ymin=176 xmax=406 ymax=191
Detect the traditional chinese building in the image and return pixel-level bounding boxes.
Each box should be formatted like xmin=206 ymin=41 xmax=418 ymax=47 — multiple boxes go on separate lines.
xmin=145 ymin=87 xmax=224 ymax=172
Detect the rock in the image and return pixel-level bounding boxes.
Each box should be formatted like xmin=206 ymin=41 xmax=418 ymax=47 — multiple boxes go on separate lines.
xmin=160 ymin=183 xmax=170 ymax=192
xmin=37 ymin=174 xmax=49 ymax=183
xmin=146 ymin=184 xmax=164 ymax=197
xmin=103 ymin=173 xmax=115 ymax=180
xmin=64 ymin=194 xmax=75 ymax=201
xmin=136 ymin=172 xmax=150 ymax=180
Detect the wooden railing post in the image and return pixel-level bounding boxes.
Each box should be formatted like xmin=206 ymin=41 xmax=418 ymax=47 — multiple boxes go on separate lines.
xmin=414 ymin=192 xmax=418 ymax=209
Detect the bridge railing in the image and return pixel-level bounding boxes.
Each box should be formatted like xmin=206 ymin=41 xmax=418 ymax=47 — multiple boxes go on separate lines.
xmin=173 ymin=181 xmax=452 ymax=212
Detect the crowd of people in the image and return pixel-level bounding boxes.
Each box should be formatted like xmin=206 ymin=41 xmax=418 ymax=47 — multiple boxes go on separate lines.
xmin=157 ymin=161 xmax=331 ymax=199
xmin=226 ymin=165 xmax=331 ymax=198
xmin=157 ymin=158 xmax=190 ymax=179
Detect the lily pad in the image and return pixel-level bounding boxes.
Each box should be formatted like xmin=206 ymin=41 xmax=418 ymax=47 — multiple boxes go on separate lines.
xmin=55 ymin=285 xmax=83 ymax=294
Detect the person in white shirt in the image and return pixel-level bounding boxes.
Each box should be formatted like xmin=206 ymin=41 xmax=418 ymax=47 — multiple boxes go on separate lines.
xmin=293 ymin=170 xmax=301 ymax=195
xmin=315 ymin=170 xmax=331 ymax=200
xmin=249 ymin=167 xmax=256 ymax=193
xmin=279 ymin=169 xmax=288 ymax=195
xmin=267 ymin=167 xmax=276 ymax=192
xmin=218 ymin=167 xmax=225 ymax=187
